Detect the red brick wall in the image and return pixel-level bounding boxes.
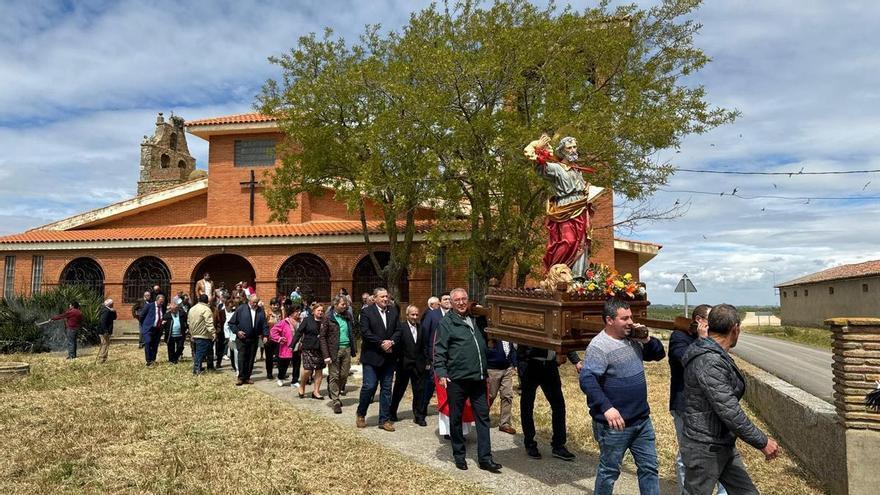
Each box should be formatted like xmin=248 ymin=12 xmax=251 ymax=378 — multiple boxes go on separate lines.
xmin=205 ymin=132 xmax=287 ymax=226
xmin=614 ymin=250 xmax=640 ymax=281
xmin=588 ymin=191 xmax=616 ymax=269
xmin=90 ymin=193 xmax=208 ymax=228
xmin=1 ymin=241 xmax=455 ymax=319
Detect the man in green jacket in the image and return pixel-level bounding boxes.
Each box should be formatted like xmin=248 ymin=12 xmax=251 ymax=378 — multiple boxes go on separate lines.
xmin=434 ymin=287 xmax=502 ymax=473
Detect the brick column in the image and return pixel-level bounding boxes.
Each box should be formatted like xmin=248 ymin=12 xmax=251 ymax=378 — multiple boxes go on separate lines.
xmin=827 ymin=317 xmax=880 ymax=495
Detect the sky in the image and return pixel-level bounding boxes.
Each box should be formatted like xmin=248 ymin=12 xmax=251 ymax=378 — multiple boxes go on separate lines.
xmin=1 ymin=0 xmax=878 ymax=306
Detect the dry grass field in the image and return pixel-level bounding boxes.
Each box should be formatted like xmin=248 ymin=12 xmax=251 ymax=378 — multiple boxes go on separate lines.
xmin=0 ymin=346 xmax=484 ymax=495
xmin=1 ymin=341 xmax=829 ymax=494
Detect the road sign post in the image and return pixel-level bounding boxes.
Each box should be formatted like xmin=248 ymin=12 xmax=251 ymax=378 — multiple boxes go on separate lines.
xmin=674 ymin=274 xmax=698 ymax=317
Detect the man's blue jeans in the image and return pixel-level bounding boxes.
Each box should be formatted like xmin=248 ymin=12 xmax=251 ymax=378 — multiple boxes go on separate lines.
xmin=592 ymin=418 xmax=660 ymax=495
xmin=192 ymin=338 xmax=213 ymax=375
xmin=65 ymin=328 xmax=78 ymax=359
xmin=357 ymin=362 xmax=395 ymax=423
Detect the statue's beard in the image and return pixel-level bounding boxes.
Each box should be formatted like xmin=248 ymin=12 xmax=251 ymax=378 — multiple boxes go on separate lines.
xmin=563 ymin=151 xmax=579 ymax=163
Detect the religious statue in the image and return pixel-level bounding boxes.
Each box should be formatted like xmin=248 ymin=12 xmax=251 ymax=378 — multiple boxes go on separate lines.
xmin=539 ymin=263 xmax=574 ymax=292
xmin=524 ymin=134 xmax=595 ymax=276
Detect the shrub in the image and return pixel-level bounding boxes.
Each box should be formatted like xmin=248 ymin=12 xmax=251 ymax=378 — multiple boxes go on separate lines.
xmin=0 ymin=285 xmax=103 ymax=353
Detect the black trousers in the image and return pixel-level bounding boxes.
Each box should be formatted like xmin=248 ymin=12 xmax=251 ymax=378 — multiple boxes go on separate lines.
xmin=277 ymin=357 xmax=292 ymax=381
xmin=447 ymin=378 xmax=493 ymax=464
xmin=390 ymin=364 xmax=426 ymax=421
xmin=215 ymin=335 xmax=227 ymax=368
xmin=520 ymin=359 xmax=567 ymax=449
xmin=166 ymin=336 xmax=185 ymax=363
xmin=289 ymin=350 xmax=301 ymax=384
xmin=237 ymin=339 xmax=258 ymax=380
xmin=264 ymin=339 xmax=279 ymax=378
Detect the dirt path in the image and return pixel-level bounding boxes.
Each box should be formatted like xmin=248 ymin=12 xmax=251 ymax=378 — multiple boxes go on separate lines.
xmin=248 ymin=364 xmax=660 ymax=495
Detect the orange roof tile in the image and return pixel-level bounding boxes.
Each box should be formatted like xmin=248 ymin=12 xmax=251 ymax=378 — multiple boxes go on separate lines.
xmin=0 ymin=221 xmax=435 ymax=244
xmin=185 ymin=113 xmax=276 ymax=127
xmin=777 ymin=259 xmax=880 ymax=287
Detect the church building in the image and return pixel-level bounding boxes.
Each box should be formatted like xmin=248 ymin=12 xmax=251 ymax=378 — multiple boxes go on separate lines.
xmin=0 ymin=112 xmax=660 ymax=319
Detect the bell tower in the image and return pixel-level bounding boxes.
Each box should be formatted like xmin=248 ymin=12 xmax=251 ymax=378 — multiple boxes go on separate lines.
xmin=137 ymin=112 xmax=197 ymax=195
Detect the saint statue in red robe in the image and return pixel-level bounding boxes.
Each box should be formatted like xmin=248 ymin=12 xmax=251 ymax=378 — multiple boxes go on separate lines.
xmin=524 ymin=134 xmax=594 ymax=276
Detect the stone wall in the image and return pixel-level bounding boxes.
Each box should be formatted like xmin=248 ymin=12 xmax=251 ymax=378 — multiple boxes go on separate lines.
xmin=738 ymin=358 xmax=845 ymax=494
xmin=827 ymin=317 xmax=880 ymax=495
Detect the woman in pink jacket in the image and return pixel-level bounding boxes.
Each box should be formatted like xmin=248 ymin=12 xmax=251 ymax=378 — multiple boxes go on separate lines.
xmin=270 ymin=301 xmax=300 ymax=387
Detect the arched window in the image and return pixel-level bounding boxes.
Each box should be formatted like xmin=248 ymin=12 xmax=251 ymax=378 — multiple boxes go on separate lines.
xmin=59 ymin=257 xmax=105 ymax=296
xmin=170 ymin=133 xmax=178 ymax=151
xmin=352 ymin=251 xmax=409 ymax=303
xmin=177 ymin=160 xmax=186 ymax=168
xmin=123 ymin=256 xmax=171 ymax=303
xmin=277 ymin=253 xmax=331 ymax=303
xmin=160 ymin=154 xmax=170 ymax=168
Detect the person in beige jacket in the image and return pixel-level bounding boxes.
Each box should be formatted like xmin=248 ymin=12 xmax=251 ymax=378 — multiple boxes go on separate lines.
xmin=188 ymin=294 xmax=214 ymax=375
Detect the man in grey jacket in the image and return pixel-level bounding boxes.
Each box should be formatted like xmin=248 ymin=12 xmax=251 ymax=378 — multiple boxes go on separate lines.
xmin=681 ymin=304 xmax=779 ymax=494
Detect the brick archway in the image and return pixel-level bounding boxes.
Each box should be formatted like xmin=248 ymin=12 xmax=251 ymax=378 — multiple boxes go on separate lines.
xmin=59 ymin=257 xmax=105 ymax=296
xmin=276 ymin=253 xmax=331 ymax=303
xmin=191 ymin=253 xmax=256 ymax=298
xmin=352 ymin=251 xmax=409 ymax=302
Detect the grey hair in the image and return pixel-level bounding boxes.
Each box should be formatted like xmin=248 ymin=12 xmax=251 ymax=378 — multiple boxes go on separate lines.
xmin=450 ymin=287 xmax=468 ymax=299
xmin=373 ymin=287 xmax=388 ymax=296
xmin=103 ymin=298 xmax=113 ymax=306
xmin=427 ymin=296 xmax=439 ymax=306
xmin=708 ymin=303 xmax=740 ymax=335
xmin=406 ymin=304 xmax=420 ymax=314
xmin=555 ymin=136 xmax=577 ymax=158
xmin=332 ymin=294 xmax=349 ymax=308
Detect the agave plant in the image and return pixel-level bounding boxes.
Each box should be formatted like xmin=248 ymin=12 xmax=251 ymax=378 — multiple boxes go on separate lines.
xmin=0 ymin=285 xmax=103 ymax=353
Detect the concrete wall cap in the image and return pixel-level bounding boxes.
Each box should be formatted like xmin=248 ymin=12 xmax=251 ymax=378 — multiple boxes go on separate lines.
xmin=825 ymin=317 xmax=880 ymax=327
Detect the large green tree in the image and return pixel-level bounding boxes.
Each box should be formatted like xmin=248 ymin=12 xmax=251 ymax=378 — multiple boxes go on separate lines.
xmin=258 ymin=29 xmax=442 ymax=301
xmin=260 ymin=0 xmax=735 ymax=300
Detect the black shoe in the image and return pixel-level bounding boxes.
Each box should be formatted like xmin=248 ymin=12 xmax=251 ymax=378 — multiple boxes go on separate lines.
xmin=454 ymin=459 xmax=468 ymax=470
xmin=526 ymin=445 xmax=542 ymax=459
xmin=479 ymin=461 xmax=502 ymax=473
xmin=415 ymin=418 xmax=427 ymax=427
xmin=443 ymin=434 xmax=451 ymax=440
xmin=552 ymin=446 xmax=576 ymax=461
xmin=389 ymin=415 xmax=400 ymax=422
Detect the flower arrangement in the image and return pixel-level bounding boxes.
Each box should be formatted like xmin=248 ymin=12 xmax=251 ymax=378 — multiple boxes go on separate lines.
xmin=569 ymin=263 xmax=646 ymax=299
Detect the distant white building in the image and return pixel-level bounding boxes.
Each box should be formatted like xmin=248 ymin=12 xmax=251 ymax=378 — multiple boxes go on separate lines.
xmin=776 ymin=260 xmax=880 ymax=327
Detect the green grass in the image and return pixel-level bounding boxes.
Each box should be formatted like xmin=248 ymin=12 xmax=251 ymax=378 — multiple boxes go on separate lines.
xmin=648 ymin=304 xmax=781 ymax=322
xmin=742 ymin=325 xmax=832 ymax=349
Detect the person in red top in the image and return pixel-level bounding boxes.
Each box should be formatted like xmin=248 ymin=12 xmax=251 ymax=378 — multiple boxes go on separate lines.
xmin=51 ymin=301 xmax=83 ymax=360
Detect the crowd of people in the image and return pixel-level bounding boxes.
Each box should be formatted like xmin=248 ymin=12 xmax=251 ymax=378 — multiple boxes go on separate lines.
xmin=58 ymin=271 xmax=779 ymax=494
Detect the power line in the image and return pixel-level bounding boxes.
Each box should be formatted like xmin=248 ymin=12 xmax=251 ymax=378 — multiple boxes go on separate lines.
xmin=659 ymin=189 xmax=880 ymax=201
xmin=674 ymin=167 xmax=880 ymax=176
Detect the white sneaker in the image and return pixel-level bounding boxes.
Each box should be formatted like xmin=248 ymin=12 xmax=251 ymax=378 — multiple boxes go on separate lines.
xmin=276 ymin=379 xmax=284 ymax=387
xmin=291 ymin=382 xmax=299 ymax=388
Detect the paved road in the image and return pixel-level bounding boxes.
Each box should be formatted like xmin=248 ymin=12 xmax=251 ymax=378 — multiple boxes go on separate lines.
xmin=731 ymin=333 xmax=833 ymax=403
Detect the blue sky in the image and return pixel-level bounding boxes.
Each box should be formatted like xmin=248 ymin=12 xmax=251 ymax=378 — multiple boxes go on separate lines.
xmin=2 ymin=0 xmax=878 ymax=305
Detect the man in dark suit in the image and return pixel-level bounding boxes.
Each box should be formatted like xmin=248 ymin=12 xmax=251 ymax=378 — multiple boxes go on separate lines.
xmin=390 ymin=304 xmax=429 ymax=426
xmin=139 ymin=294 xmax=165 ymax=365
xmin=419 ymin=292 xmax=451 ymax=414
xmin=356 ymin=287 xmax=401 ymax=431
xmin=228 ymin=293 xmax=268 ymax=385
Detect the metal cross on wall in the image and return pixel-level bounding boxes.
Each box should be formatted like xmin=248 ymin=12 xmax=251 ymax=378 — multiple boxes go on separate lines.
xmin=239 ymin=170 xmax=261 ymax=225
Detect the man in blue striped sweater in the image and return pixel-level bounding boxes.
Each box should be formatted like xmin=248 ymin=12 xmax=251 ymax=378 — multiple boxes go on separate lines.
xmin=580 ymin=298 xmax=666 ymax=495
